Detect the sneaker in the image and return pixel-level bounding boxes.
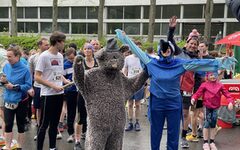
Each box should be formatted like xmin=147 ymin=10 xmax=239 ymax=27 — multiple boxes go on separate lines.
xmin=1 ymin=146 xmax=9 ymax=150
xmin=186 ymin=134 xmax=199 ymax=142
xmin=74 ymin=142 xmax=82 ymax=150
xmin=210 ymin=143 xmax=218 ymax=150
xmin=0 ymin=136 xmax=5 ymax=146
xmin=203 ymin=143 xmax=210 ymax=150
xmin=56 ymin=132 xmax=62 ymax=140
xmin=31 ymin=114 xmax=36 ymax=119
xmin=125 ymin=123 xmax=133 ymax=131
xmin=11 ymin=139 xmax=19 ymax=149
xmin=58 ymin=122 xmax=64 ymax=132
xmin=81 ymin=132 xmax=86 ymax=140
xmin=135 ymin=122 xmax=141 ymax=131
xmin=67 ymin=135 xmax=74 ymax=143
xmin=34 ymin=135 xmax=37 ymax=141
xmin=181 ymin=138 xmax=189 ymax=148
xmin=197 ymin=128 xmax=203 ymax=138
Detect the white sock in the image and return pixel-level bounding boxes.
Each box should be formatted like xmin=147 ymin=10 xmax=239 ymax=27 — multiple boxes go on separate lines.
xmin=50 ymin=148 xmax=56 ymax=150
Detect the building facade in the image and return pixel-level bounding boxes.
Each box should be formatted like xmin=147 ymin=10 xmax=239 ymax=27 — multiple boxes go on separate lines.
xmin=0 ymin=0 xmax=239 ymax=40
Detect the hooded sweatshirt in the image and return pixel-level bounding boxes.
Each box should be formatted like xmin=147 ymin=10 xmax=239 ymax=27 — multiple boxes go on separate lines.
xmin=192 ymin=81 xmax=234 ymax=109
xmin=3 ymin=60 xmax=32 ymax=104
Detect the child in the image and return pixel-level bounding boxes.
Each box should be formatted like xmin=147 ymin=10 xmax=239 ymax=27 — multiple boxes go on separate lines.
xmin=187 ymin=29 xmax=200 ymax=42
xmin=191 ymin=72 xmax=234 ymax=150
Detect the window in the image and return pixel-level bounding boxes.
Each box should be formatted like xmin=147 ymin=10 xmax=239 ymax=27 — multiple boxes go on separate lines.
xmin=41 ymin=22 xmax=52 ymax=33
xmin=72 ymin=7 xmax=86 ymax=19
xmin=25 ymin=7 xmax=38 ymax=18
xmin=58 ymin=7 xmax=69 ymax=19
xmin=17 ymin=7 xmax=24 ymax=18
xmin=87 ymin=23 xmax=98 ymax=34
xmin=227 ymin=7 xmax=235 ymax=18
xmin=107 ymin=23 xmax=122 ymax=34
xmin=124 ymin=23 xmax=140 ymax=35
xmin=18 ymin=22 xmax=24 ymax=32
xmin=212 ymin=4 xmax=224 ymax=18
xmin=72 ymin=23 xmax=86 ymax=34
xmin=87 ymin=7 xmax=98 ymax=19
xmin=143 ymin=6 xmax=161 ymax=19
xmin=0 ymin=7 xmax=8 ymax=18
xmin=211 ymin=23 xmax=223 ymax=37
xmin=182 ymin=23 xmax=204 ymax=39
xmin=26 ymin=22 xmax=38 ymax=33
xmin=226 ymin=22 xmax=240 ymax=35
xmin=162 ymin=5 xmax=180 ymax=19
xmin=143 ymin=23 xmax=160 ymax=35
xmin=40 ymin=7 xmax=52 ymax=19
xmin=58 ymin=23 xmax=69 ymax=34
xmin=124 ymin=6 xmax=141 ymax=19
xmin=184 ymin=5 xmax=203 ymax=18
xmin=107 ymin=6 xmax=123 ymax=19
xmin=0 ymin=22 xmax=8 ymax=32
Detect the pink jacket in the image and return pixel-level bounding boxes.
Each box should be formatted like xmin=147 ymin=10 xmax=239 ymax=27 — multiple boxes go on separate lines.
xmin=192 ymin=81 xmax=234 ymax=109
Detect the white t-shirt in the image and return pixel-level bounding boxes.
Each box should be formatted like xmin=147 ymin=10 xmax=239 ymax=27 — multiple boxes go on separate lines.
xmin=35 ymin=50 xmax=64 ymax=96
xmin=29 ymin=52 xmax=41 ymax=88
xmin=123 ymin=54 xmax=143 ymax=78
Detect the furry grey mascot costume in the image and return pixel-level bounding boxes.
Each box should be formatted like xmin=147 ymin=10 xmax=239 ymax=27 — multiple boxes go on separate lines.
xmin=73 ymin=38 xmax=148 ymax=150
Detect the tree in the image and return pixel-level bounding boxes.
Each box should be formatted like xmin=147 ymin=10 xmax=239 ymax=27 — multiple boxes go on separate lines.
xmin=147 ymin=0 xmax=156 ymax=43
xmin=98 ymin=0 xmax=105 ymax=40
xmin=52 ymin=0 xmax=58 ymax=32
xmin=11 ymin=0 xmax=17 ymax=36
xmin=204 ymin=0 xmax=214 ymax=42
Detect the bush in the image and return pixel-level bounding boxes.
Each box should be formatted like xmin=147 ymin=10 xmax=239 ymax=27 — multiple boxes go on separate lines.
xmin=0 ymin=35 xmax=187 ymax=53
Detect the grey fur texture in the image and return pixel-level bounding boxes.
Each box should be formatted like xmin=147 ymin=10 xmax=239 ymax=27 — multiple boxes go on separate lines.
xmin=73 ymin=39 xmax=148 ymax=150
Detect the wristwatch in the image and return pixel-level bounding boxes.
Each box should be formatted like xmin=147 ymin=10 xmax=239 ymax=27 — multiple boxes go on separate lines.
xmin=12 ymin=84 xmax=20 ymax=91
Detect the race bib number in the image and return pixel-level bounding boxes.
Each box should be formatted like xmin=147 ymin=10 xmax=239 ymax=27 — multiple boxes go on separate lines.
xmin=4 ymin=102 xmax=18 ymax=110
xmin=130 ymin=67 xmax=141 ymax=76
xmin=183 ymin=91 xmax=192 ymax=97
xmin=52 ymin=72 xmax=62 ymax=81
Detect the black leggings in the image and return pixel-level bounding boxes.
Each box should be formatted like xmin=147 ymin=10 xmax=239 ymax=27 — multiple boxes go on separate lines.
xmin=4 ymin=100 xmax=28 ymax=133
xmin=65 ymin=92 xmax=78 ymax=135
xmin=37 ymin=95 xmax=63 ymax=150
xmin=77 ymin=93 xmax=87 ymax=133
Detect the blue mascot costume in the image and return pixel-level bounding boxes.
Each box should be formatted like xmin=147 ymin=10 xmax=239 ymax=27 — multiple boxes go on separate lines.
xmin=115 ymin=16 xmax=236 ymax=150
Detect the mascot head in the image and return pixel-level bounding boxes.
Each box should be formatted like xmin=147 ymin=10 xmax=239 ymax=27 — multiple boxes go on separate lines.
xmin=157 ymin=39 xmax=175 ymax=63
xmin=95 ymin=38 xmax=124 ymax=71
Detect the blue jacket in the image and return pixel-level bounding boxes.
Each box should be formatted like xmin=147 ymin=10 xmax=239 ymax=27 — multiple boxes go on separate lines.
xmin=3 ymin=60 xmax=32 ymax=104
xmin=64 ymin=60 xmax=77 ymax=93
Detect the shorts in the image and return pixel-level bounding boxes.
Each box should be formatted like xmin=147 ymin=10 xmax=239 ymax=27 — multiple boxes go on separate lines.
xmin=196 ymin=100 xmax=203 ymax=108
xmin=182 ymin=96 xmax=191 ymax=110
xmin=33 ymin=87 xmax=41 ymax=109
xmin=130 ymin=87 xmax=144 ymax=101
xmin=203 ymin=107 xmax=218 ymax=128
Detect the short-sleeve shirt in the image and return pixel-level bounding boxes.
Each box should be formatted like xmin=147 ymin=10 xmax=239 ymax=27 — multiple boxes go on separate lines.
xmin=29 ymin=53 xmax=41 ymax=88
xmin=35 ymin=50 xmax=64 ymax=96
xmin=123 ymin=54 xmax=143 ymax=78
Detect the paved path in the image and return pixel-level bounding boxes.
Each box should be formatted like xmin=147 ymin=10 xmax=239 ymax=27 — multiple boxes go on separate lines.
xmin=3 ymin=103 xmax=240 ymax=150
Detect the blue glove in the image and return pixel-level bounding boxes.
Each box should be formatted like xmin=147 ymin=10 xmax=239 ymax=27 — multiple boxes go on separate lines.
xmin=218 ymin=57 xmax=238 ymax=70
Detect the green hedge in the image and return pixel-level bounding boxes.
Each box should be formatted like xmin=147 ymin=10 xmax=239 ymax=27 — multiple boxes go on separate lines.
xmin=0 ymin=35 xmax=186 ymax=52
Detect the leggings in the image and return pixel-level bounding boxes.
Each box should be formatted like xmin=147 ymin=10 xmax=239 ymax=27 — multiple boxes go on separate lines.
xmin=4 ymin=100 xmax=27 ymax=133
xmin=65 ymin=91 xmax=78 ymax=135
xmin=37 ymin=94 xmax=63 ymax=150
xmin=77 ymin=93 xmax=87 ymax=133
